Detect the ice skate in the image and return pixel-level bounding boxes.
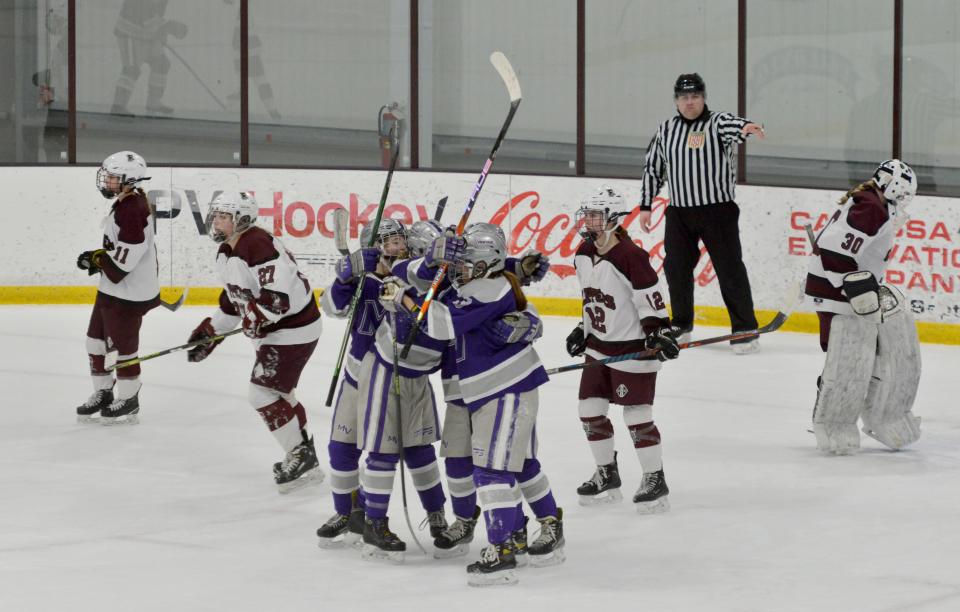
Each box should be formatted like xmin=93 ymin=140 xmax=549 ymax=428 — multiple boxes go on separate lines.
xmin=528 ymin=508 xmax=565 ymax=567
xmin=275 ymin=434 xmax=324 ymax=494
xmin=76 ymin=388 xmax=113 ymax=424
xmin=731 ymin=332 xmax=760 ymax=355
xmin=100 ymin=393 xmax=139 ymax=425
xmin=633 ymin=469 xmax=670 ymax=514
xmin=466 ymin=542 xmax=518 ymax=587
xmin=424 ymin=510 xmax=448 ymax=538
xmin=511 ymin=515 xmax=529 ymax=567
xmin=577 ymin=452 xmax=623 ymax=506
xmin=434 ymin=506 xmax=479 ymax=559
xmin=361 ymin=517 xmax=406 ymax=564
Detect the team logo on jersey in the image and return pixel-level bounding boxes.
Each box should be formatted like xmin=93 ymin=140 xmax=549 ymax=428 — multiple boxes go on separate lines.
xmin=687 ymin=131 xmax=705 ymax=149
xmin=616 ymin=383 xmax=629 ymax=398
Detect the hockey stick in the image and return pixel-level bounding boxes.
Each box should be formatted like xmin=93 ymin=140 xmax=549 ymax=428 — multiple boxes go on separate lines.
xmin=391 ymin=316 xmax=427 ymax=556
xmin=333 ymin=207 xmax=350 ymax=256
xmin=400 ymin=51 xmax=522 ymax=359
xmin=159 ymin=288 xmax=189 ymax=312
xmin=433 ymin=196 xmax=448 ymax=223
xmin=324 ymin=126 xmax=401 ymax=407
xmin=164 ymin=42 xmax=228 ymax=110
xmin=546 ymin=281 xmax=804 ymax=376
xmin=108 ymin=328 xmax=244 ymax=371
xmin=803 ymin=223 xmax=820 ymax=255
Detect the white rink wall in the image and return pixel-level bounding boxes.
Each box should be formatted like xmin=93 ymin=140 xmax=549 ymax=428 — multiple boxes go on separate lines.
xmin=2 ymin=166 xmax=959 ymax=332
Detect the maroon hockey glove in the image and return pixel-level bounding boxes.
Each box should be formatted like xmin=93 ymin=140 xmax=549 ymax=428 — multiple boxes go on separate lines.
xmin=187 ymin=317 xmax=223 ymax=362
xmin=242 ymin=302 xmax=270 ymax=339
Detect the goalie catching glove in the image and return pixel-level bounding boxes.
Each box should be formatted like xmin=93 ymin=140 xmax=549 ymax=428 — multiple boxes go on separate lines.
xmin=842 ymin=271 xmax=881 ymax=322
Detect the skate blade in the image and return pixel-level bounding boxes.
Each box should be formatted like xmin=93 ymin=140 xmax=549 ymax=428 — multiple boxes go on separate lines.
xmin=317 ymin=535 xmax=347 ymax=549
xmin=634 ymin=496 xmax=670 ymax=514
xmin=731 ymin=340 xmax=760 ymax=355
xmin=100 ymin=414 xmax=139 ymax=426
xmin=433 ymin=542 xmax=470 ymax=559
xmin=514 ymin=552 xmax=529 ymax=567
xmin=76 ymin=415 xmax=100 ymax=424
xmin=344 ymin=532 xmax=363 ymax=550
xmin=360 ymin=544 xmax=405 ymax=564
xmin=529 ymin=546 xmax=566 ymax=568
xmin=467 ymin=569 xmax=518 ymax=587
xmin=578 ymin=488 xmax=623 ymax=507
xmin=277 ymin=467 xmax=325 ymax=495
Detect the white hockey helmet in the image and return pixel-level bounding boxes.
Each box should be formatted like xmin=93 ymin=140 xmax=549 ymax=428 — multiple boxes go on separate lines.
xmin=373 ymin=218 xmax=408 ymax=263
xmin=406 ymin=219 xmax=443 ymax=258
xmin=575 ymin=184 xmax=627 ymax=241
xmin=453 ymin=222 xmax=507 ymax=287
xmin=873 ymin=159 xmax=917 ymax=206
xmin=97 ymin=150 xmax=149 ymax=198
xmin=206 ymin=191 xmax=259 ymax=243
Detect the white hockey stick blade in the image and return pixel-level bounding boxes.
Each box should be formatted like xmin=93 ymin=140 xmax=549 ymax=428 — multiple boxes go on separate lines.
xmin=490 ymin=51 xmax=522 ymax=103
xmin=333 ymin=207 xmax=350 ymax=256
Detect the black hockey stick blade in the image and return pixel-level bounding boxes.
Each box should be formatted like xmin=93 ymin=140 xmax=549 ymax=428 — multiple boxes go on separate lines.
xmin=433 ymin=196 xmax=448 ymax=223
xmin=333 ymin=207 xmax=350 ymax=256
xmin=159 ymin=287 xmax=189 ymax=312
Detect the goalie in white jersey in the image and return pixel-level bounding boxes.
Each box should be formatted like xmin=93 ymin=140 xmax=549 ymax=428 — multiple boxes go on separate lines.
xmin=566 ymin=186 xmax=680 ymax=513
xmin=805 ymin=159 xmax=922 ymax=455
xmin=75 ymin=151 xmax=159 ymax=425
xmin=186 ymin=192 xmax=324 ymax=492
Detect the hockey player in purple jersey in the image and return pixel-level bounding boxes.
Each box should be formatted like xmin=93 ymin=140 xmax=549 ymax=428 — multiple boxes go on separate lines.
xmin=380 ymin=223 xmax=563 ymax=586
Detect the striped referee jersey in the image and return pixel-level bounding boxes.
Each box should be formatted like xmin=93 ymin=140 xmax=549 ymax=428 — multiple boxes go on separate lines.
xmin=639 ymin=108 xmax=751 ymax=210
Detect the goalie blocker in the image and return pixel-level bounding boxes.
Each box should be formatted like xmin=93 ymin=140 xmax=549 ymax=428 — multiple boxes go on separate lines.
xmin=812 ymin=279 xmax=921 ymax=454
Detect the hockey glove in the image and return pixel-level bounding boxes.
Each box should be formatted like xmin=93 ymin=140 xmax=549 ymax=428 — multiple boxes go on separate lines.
xmin=492 ymin=311 xmax=543 ymax=345
xmin=186 ymin=317 xmax=223 ymax=362
xmin=335 ymin=247 xmax=379 ymax=283
xmin=425 ymin=231 xmax=466 ymax=268
xmin=516 ymin=251 xmax=550 ymax=285
xmin=566 ymin=322 xmax=586 ymax=357
xmin=379 ymin=276 xmax=413 ymax=313
xmin=645 ymin=327 xmax=680 ymax=362
xmin=77 ymin=249 xmax=106 ymax=276
xmin=241 ymin=301 xmax=270 ymax=339
xmin=842 ymin=271 xmax=881 ymax=322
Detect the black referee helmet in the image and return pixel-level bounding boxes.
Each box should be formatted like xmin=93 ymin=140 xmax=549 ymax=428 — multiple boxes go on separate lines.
xmin=674 ymin=73 xmax=706 ymax=97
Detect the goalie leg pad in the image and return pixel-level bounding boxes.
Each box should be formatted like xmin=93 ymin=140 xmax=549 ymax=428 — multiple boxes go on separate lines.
xmin=860 ymin=303 xmax=922 ymax=450
xmin=812 ymin=315 xmax=878 ymax=454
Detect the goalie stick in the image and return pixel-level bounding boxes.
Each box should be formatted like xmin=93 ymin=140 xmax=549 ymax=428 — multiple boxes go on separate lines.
xmin=546 ymin=281 xmax=804 ymax=376
xmin=400 ymin=51 xmax=522 ymax=358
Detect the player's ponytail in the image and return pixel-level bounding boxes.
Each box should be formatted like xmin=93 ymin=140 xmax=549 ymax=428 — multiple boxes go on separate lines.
xmin=503 ymin=270 xmax=528 ymax=311
xmin=838 ymin=180 xmax=879 ymax=206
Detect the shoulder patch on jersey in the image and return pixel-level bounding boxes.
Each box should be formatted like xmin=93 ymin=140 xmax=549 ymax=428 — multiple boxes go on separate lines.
xmin=846 ymin=191 xmax=889 ymax=237
xmin=232 ymin=227 xmax=280 ymax=267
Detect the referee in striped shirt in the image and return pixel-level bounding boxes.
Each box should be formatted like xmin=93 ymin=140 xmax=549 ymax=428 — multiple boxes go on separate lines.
xmin=638 ymin=73 xmax=766 ymax=354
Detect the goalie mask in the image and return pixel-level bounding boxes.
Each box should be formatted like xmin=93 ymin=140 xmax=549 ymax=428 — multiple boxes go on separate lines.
xmin=406 ymin=220 xmax=443 ymax=258
xmin=96 ymin=151 xmax=150 ymax=198
xmin=205 ymin=192 xmax=259 ymax=243
xmin=873 ymin=159 xmax=917 ymax=207
xmin=453 ymin=223 xmax=506 ymax=287
xmin=576 ymin=185 xmax=627 ymax=243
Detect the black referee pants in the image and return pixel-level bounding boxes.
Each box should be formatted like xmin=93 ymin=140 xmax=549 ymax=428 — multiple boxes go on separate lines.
xmin=662 ymin=201 xmax=758 ymax=334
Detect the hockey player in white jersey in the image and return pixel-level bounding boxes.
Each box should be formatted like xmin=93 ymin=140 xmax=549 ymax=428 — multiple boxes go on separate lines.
xmin=806 ymin=159 xmax=922 ymax=455
xmin=75 ymin=151 xmax=158 ymax=425
xmin=566 ymin=186 xmax=680 ymax=513
xmin=186 ymin=192 xmax=324 ymax=492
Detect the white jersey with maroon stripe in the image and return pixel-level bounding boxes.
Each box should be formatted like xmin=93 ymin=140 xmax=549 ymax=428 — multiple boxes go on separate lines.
xmin=806 ymin=189 xmax=899 ymax=315
xmin=210 ymin=226 xmax=321 ymax=346
xmin=574 ymin=235 xmax=671 ymax=373
xmin=97 ymin=191 xmax=160 ymax=304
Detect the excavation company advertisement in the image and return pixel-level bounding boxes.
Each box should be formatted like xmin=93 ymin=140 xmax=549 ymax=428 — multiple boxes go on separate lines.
xmin=3 ymin=167 xmax=958 ymax=325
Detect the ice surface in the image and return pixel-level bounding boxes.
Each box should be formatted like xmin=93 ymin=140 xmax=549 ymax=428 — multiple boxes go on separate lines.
xmin=1 ymin=306 xmax=958 ymax=612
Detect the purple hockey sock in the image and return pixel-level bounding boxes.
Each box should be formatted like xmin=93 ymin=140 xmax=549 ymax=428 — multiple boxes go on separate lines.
xmin=444 ymin=456 xmax=476 ymax=519
xmin=518 ymin=457 xmax=559 ymax=519
xmin=473 ymin=466 xmax=519 ymax=545
xmin=403 ymin=445 xmax=446 ymax=513
xmin=328 ymin=440 xmax=362 ymax=516
xmin=361 ymin=452 xmax=399 ymax=520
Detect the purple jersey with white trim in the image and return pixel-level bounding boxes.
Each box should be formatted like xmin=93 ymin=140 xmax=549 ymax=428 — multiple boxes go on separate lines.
xmin=321 ymin=274 xmax=384 ymax=385
xmin=424 ymin=276 xmax=548 ymax=411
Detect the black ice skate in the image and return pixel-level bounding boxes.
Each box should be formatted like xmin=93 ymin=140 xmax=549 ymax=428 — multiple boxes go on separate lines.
xmin=361 ymin=517 xmax=406 ymax=564
xmin=316 ymin=513 xmax=350 ymax=549
xmin=274 ymin=433 xmax=324 ymax=494
xmin=433 ymin=506 xmax=480 ymax=559
xmin=632 ymin=469 xmax=670 ymax=514
xmin=76 ymin=388 xmax=113 ymax=424
xmin=511 ymin=515 xmax=529 ymax=567
xmin=528 ymin=508 xmax=566 ymax=567
xmin=466 ymin=542 xmax=519 ymax=587
xmin=346 ymin=504 xmax=365 ymax=549
xmin=424 ymin=510 xmax=448 ymax=538
xmin=100 ymin=392 xmax=139 ymax=426
xmin=577 ymin=452 xmax=623 ymax=506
